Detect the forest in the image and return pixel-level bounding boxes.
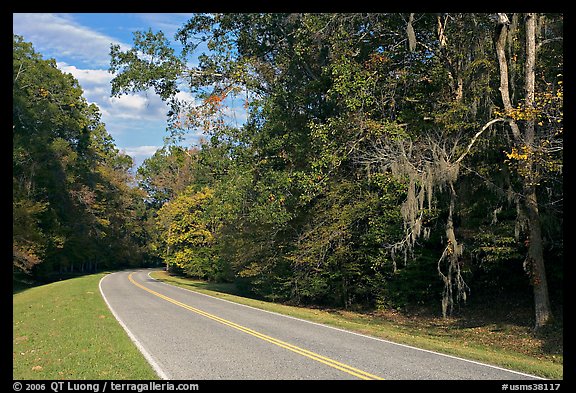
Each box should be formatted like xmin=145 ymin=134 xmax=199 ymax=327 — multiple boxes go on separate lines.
xmin=13 ymin=13 xmax=563 ymax=330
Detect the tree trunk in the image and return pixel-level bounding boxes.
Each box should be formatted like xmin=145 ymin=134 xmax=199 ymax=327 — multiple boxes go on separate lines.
xmin=406 ymin=13 xmax=417 ymax=52
xmin=524 ymin=185 xmax=552 ymax=328
xmin=494 ymin=14 xmax=521 ymax=140
xmin=523 ymin=13 xmax=552 ymax=329
xmin=494 ymin=12 xmax=553 ymax=330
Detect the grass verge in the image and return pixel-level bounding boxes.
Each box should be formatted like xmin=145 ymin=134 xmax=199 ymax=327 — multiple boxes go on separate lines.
xmin=151 ymin=270 xmax=563 ymax=380
xmin=13 ymin=273 xmax=157 ymax=380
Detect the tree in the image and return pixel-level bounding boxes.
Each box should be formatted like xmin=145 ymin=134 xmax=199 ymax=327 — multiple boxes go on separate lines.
xmin=13 ymin=35 xmax=148 ymax=278
xmin=137 ymin=145 xmax=199 ymax=209
xmin=155 ymin=186 xmax=220 ymax=279
xmin=493 ymin=13 xmax=562 ymax=329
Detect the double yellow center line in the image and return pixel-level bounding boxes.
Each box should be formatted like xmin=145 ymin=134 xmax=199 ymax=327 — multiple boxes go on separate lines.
xmin=128 ymin=272 xmax=384 ymax=380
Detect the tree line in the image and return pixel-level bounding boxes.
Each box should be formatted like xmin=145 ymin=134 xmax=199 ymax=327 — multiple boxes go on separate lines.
xmin=13 ymin=13 xmax=563 ymax=330
xmin=13 ymin=35 xmax=149 ymax=279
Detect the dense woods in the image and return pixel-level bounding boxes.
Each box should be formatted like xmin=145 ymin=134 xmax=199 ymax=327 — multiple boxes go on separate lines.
xmin=13 ymin=13 xmax=563 ymax=330
xmin=13 ymin=35 xmax=149 ymax=278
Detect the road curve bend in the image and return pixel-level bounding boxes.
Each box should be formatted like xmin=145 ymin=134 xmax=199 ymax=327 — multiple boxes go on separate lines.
xmin=99 ymin=269 xmax=543 ymax=380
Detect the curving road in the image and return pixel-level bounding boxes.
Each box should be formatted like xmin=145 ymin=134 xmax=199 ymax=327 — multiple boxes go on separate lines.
xmin=99 ymin=269 xmax=542 ymax=380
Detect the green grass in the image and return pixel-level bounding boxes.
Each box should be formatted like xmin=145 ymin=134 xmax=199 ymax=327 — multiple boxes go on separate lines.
xmin=150 ymin=271 xmax=563 ymax=380
xmin=13 ymin=273 xmax=157 ymax=380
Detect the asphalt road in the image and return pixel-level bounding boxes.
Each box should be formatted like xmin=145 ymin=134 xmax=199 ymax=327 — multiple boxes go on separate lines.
xmin=99 ymin=269 xmax=542 ymax=380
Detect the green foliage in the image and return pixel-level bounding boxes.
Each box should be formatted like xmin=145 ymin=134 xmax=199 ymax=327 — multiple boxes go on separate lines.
xmin=137 ymin=145 xmax=198 ymax=209
xmin=379 ymin=251 xmax=443 ymax=309
xmin=109 ymin=29 xmax=184 ymax=100
xmin=13 ymin=35 xmax=148 ymax=280
xmin=289 ymin=178 xmax=406 ymax=308
xmin=155 ymin=187 xmax=220 ymax=279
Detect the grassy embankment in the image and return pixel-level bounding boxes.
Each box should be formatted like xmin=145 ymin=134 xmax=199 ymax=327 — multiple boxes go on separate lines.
xmin=150 ymin=270 xmax=563 ymax=380
xmin=13 ymin=273 xmax=157 ymax=380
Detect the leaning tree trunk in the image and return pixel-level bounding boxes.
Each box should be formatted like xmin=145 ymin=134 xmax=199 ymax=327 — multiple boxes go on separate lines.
xmin=494 ymin=12 xmax=553 ymax=330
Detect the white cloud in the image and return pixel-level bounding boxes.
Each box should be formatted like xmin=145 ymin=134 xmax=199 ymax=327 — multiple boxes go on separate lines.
xmin=58 ymin=62 xmax=169 ymax=128
xmin=136 ymin=13 xmax=195 ymax=40
xmin=121 ymin=145 xmax=162 ymax=168
xmin=59 ymin=63 xmax=166 ymax=122
xmin=174 ymin=90 xmax=197 ymax=104
xmin=111 ymin=94 xmax=148 ymax=112
xmin=13 ymin=13 xmax=129 ymax=68
xmin=108 ymin=92 xmax=168 ymax=119
xmin=122 ymin=145 xmax=161 ymax=158
xmin=59 ymin=63 xmax=111 ymax=86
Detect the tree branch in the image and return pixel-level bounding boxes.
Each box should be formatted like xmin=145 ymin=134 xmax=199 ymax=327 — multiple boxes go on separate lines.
xmin=454 ymin=118 xmax=506 ymax=165
xmin=494 ymin=13 xmax=522 ymax=141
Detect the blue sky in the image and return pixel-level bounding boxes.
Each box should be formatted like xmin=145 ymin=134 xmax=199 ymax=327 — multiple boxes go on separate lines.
xmin=13 ymin=13 xmax=219 ymax=168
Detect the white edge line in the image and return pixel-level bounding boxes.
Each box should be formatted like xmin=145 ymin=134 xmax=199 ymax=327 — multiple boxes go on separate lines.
xmin=146 ymin=270 xmax=546 ymax=380
xmin=99 ymin=272 xmax=171 ymax=380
